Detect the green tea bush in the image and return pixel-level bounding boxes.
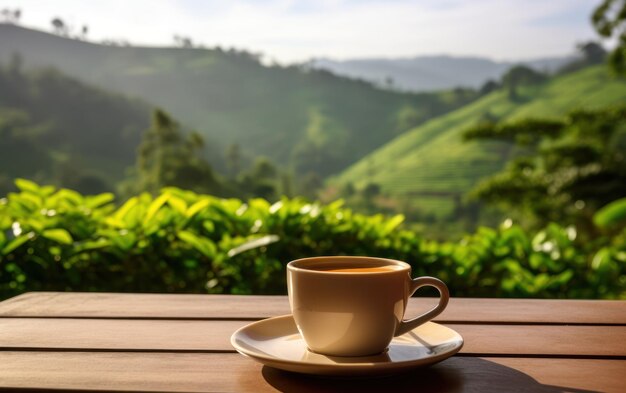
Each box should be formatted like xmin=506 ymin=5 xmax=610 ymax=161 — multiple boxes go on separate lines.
xmin=1 ymin=179 xmax=624 ymax=299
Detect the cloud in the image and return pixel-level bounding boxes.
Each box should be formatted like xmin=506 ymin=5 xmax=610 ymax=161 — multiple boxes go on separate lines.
xmin=0 ymin=0 xmax=599 ymax=62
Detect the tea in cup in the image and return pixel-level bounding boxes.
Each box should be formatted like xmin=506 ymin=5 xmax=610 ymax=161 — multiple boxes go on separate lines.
xmin=287 ymin=256 xmax=449 ymax=357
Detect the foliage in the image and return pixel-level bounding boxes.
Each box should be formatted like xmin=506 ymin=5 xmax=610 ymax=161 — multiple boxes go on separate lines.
xmin=135 ymin=109 xmax=221 ymax=196
xmin=0 ymin=61 xmax=150 ymax=194
xmin=1 ymin=180 xmax=624 ymax=300
xmin=594 ymin=197 xmax=626 ymax=229
xmin=593 ymin=0 xmax=626 ymax=75
xmin=501 ymin=65 xmax=546 ymax=100
xmin=335 ymin=66 xmax=626 ymax=219
xmin=558 ymin=42 xmax=607 ymax=75
xmin=463 ymin=105 xmax=626 ymax=234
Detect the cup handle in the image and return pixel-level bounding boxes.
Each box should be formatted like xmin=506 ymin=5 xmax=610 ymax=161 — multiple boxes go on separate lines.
xmin=395 ymin=276 xmax=450 ymax=336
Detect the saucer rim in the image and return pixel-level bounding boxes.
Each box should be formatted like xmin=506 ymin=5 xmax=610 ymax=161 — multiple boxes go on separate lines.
xmin=230 ymin=314 xmax=464 ymax=373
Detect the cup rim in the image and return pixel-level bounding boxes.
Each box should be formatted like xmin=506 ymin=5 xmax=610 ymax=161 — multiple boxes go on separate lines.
xmin=287 ymin=256 xmax=410 ymax=275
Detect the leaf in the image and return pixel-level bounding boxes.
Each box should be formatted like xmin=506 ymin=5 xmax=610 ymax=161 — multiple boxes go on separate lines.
xmin=85 ymin=193 xmax=115 ymax=209
xmin=168 ymin=196 xmax=187 ymax=214
xmin=327 ymin=199 xmax=345 ymax=210
xmin=1 ymin=233 xmax=33 ymax=254
xmin=203 ymin=220 xmax=215 ymax=233
xmin=227 ymin=234 xmax=280 ymax=257
xmin=114 ymin=197 xmax=138 ymax=221
xmin=594 ymin=198 xmax=626 ymax=228
xmin=178 ymin=230 xmax=216 ymax=258
xmin=186 ymin=198 xmax=211 ymax=218
xmin=42 ymin=229 xmax=73 ymax=245
xmin=111 ymin=231 xmax=137 ymax=251
xmin=54 ymin=189 xmax=84 ymax=206
xmin=40 ymin=185 xmax=56 ymax=197
xmin=145 ymin=194 xmax=169 ymax=222
xmin=269 ymin=201 xmax=283 ymax=214
xmin=551 ymin=270 xmax=573 ymax=286
xmin=15 ymin=178 xmax=40 ymax=194
xmin=591 ymin=248 xmax=613 ymax=272
xmin=382 ymin=214 xmax=404 ymax=235
xmin=19 ymin=192 xmax=43 ymax=209
xmin=75 ymin=239 xmax=111 ymax=252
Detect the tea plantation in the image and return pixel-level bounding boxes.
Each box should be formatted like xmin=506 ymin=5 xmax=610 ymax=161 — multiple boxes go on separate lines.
xmin=1 ymin=180 xmax=624 ymax=300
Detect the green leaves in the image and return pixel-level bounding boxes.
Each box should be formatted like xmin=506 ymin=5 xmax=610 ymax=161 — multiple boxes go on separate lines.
xmin=41 ymin=229 xmax=73 ymax=245
xmin=145 ymin=194 xmax=169 ymax=222
xmin=461 ymin=105 xmax=626 ymax=236
xmin=15 ymin=178 xmax=41 ymax=194
xmin=382 ymin=214 xmax=404 ymax=236
xmin=227 ymin=235 xmax=280 ymax=257
xmin=0 ymin=180 xmax=624 ymax=300
xmin=178 ymin=230 xmax=216 ymax=258
xmin=85 ymin=193 xmax=115 ymax=209
xmin=1 ymin=233 xmax=33 ymax=254
xmin=594 ymin=198 xmax=626 ymax=228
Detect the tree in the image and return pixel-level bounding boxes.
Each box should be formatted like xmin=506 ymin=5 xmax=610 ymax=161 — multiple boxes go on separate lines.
xmin=173 ymin=35 xmax=193 ymax=48
xmin=462 ymin=105 xmax=626 ymax=236
xmin=363 ymin=183 xmax=381 ymax=199
xmin=235 ymin=157 xmax=280 ymax=201
xmin=1 ymin=8 xmax=20 ymax=23
xmin=480 ymin=79 xmax=500 ymax=95
xmin=593 ymin=0 xmax=626 ymax=75
xmin=51 ymin=18 xmax=67 ymax=35
xmin=137 ymin=109 xmax=221 ymax=195
xmin=501 ymin=66 xmax=546 ymax=100
xmin=558 ymin=42 xmax=607 ymax=75
xmin=299 ymin=171 xmax=323 ymax=200
xmin=280 ymin=172 xmax=294 ymax=198
xmin=394 ymin=105 xmax=421 ymax=133
xmin=226 ymin=143 xmax=241 ymax=178
xmin=384 ymin=76 xmax=394 ymax=89
xmin=8 ymin=52 xmax=23 ymax=75
xmin=361 ymin=183 xmax=382 ymax=210
xmin=578 ymin=42 xmax=607 ymax=64
xmin=81 ymin=25 xmax=89 ymax=39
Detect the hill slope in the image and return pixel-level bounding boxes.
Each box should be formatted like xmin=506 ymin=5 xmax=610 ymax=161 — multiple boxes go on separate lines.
xmin=0 ymin=64 xmax=150 ymax=194
xmin=312 ymin=55 xmax=574 ymax=92
xmin=0 ymin=24 xmax=478 ymax=177
xmin=333 ymin=66 xmax=626 ymax=217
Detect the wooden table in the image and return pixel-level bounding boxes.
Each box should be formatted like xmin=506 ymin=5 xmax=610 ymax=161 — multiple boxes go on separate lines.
xmin=0 ymin=293 xmax=624 ymax=392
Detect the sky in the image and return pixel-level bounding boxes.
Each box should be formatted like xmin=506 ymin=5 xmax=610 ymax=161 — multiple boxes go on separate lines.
xmin=0 ymin=0 xmax=603 ymax=63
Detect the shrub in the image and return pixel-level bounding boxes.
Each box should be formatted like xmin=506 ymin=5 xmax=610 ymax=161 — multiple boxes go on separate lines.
xmin=0 ymin=179 xmax=624 ymax=299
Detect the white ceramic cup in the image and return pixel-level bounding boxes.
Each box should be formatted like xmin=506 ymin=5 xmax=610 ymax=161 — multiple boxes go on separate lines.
xmin=287 ymin=256 xmax=449 ymax=357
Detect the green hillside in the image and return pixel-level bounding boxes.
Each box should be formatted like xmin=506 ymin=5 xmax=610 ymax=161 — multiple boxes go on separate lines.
xmin=334 ymin=66 xmax=626 ymax=217
xmin=0 ymin=63 xmax=150 ymax=194
xmin=0 ymin=25 xmax=478 ymax=177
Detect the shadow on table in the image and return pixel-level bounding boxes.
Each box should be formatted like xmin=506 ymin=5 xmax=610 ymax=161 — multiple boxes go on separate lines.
xmin=262 ymin=357 xmax=599 ymax=393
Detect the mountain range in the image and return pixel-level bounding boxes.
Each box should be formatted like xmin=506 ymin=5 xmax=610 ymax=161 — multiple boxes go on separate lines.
xmin=311 ymin=55 xmax=576 ymax=92
xmin=1 ymin=23 xmax=621 ymax=218
xmin=0 ymin=24 xmax=478 ymax=180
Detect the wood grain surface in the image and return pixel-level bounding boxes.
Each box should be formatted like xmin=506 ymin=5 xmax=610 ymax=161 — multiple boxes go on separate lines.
xmin=1 ymin=317 xmax=625 ymax=357
xmin=0 ymin=352 xmax=623 ymax=392
xmin=2 ymin=292 xmax=625 ymax=324
xmin=0 ymin=292 xmax=624 ymax=393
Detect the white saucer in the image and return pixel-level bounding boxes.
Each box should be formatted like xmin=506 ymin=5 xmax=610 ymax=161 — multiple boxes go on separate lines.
xmin=231 ymin=314 xmax=463 ymax=376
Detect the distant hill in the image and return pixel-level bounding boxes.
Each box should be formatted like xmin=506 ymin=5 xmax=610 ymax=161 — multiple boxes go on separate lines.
xmin=312 ymin=55 xmax=575 ymax=92
xmin=0 ymin=63 xmax=150 ymax=194
xmin=333 ymin=66 xmax=626 ymax=217
xmin=0 ymin=24 xmax=479 ymax=178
